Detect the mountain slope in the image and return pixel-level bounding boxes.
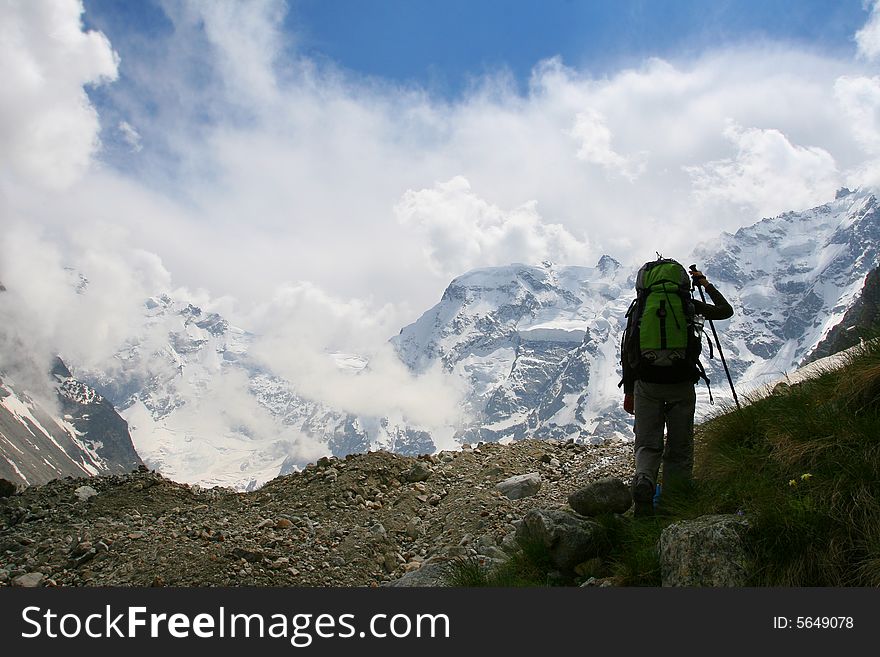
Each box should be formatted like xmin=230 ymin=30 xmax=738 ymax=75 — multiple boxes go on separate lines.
xmin=693 ymin=188 xmax=880 ymax=388
xmin=0 ymin=358 xmax=142 ymax=487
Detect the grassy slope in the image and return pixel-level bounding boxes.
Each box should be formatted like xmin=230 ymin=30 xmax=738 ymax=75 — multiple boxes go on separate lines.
xmin=449 ymin=341 xmax=880 ymax=587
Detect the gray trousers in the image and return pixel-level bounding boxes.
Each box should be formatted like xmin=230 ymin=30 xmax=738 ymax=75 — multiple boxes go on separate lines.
xmin=633 ymin=379 xmax=696 ymax=488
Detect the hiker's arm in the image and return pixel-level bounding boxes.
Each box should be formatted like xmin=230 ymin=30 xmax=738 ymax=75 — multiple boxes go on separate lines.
xmin=694 ymin=283 xmax=734 ymax=320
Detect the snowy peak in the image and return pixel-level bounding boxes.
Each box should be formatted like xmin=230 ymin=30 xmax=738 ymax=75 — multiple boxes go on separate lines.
xmin=693 ymin=188 xmax=880 ymax=385
xmin=393 ymin=259 xmax=629 ymax=376
xmin=392 ymin=258 xmax=633 ymax=443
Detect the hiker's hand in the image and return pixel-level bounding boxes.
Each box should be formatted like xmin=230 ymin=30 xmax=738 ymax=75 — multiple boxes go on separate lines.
xmin=690 ymin=269 xmax=709 ymax=287
xmin=624 ymin=394 xmax=634 ymax=415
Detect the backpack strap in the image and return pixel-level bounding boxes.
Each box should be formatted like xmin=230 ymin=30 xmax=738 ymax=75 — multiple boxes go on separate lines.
xmin=618 ymin=298 xmax=639 ymax=388
xmin=695 ymin=359 xmax=713 ymax=404
xmin=703 ymin=332 xmax=714 ymax=360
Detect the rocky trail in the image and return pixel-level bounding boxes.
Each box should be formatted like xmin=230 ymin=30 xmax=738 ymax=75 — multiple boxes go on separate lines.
xmin=0 ymin=439 xmax=633 ymax=587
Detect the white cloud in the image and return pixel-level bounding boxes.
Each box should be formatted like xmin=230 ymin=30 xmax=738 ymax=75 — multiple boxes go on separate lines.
xmin=173 ymin=0 xmax=285 ymax=109
xmin=570 ymin=109 xmax=646 ymax=180
xmin=856 ymin=1 xmax=880 ymax=61
xmin=395 ymin=176 xmax=591 ymax=277
xmin=835 ymin=75 xmax=880 ymax=153
xmin=685 ymin=121 xmax=841 ymax=217
xmin=0 ymin=223 xmax=173 ymax=372
xmin=247 ymin=281 xmax=467 ymax=427
xmin=0 ymin=0 xmax=117 ymax=188
xmin=117 ymin=120 xmax=142 ymax=152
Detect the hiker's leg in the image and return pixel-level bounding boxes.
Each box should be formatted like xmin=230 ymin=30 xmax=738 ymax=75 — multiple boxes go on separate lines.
xmin=633 ymin=380 xmax=665 ymax=486
xmin=662 ymin=382 xmax=697 ymax=490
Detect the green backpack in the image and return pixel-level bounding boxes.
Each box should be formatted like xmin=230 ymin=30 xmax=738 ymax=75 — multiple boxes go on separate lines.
xmin=621 ymin=258 xmax=710 ymax=385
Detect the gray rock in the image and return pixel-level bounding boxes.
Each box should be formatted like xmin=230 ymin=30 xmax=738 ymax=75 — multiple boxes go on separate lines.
xmin=383 ymin=551 xmax=399 ymax=573
xmin=478 ymin=546 xmax=509 ymax=561
xmin=13 ymin=572 xmax=45 ymax=588
xmin=402 ymin=462 xmax=432 ymax=483
xmin=74 ymin=485 xmax=98 ymax=501
xmin=0 ymin=478 xmax=16 ymax=497
xmin=384 ymin=562 xmax=450 ymax=587
xmin=496 ymin=472 xmax=542 ymax=500
xmin=500 ymin=530 xmax=519 ymax=553
xmin=568 ymin=477 xmax=632 ymax=516
xmin=405 ymin=518 xmax=425 ymax=539
xmin=516 ymin=508 xmax=608 ymax=571
xmin=660 ymin=514 xmax=750 ymax=587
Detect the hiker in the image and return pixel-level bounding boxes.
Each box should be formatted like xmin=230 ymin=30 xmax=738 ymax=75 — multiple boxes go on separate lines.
xmin=620 ymin=259 xmax=734 ymax=517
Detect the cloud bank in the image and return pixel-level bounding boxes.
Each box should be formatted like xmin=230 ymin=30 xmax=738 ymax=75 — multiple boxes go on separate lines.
xmin=4 ymin=0 xmax=880 ymax=470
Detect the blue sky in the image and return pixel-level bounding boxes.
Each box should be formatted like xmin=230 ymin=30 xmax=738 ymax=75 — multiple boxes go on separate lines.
xmin=84 ymin=0 xmax=869 ymax=97
xmin=290 ymin=0 xmax=867 ymax=90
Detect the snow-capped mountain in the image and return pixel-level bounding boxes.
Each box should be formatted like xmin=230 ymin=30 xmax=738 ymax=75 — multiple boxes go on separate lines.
xmin=693 ymin=188 xmax=880 ymax=389
xmin=393 ymin=187 xmax=880 ymax=441
xmin=0 ymin=358 xmax=142 ymax=487
xmin=391 ymin=255 xmax=634 ymax=443
xmin=8 ymin=188 xmax=877 ymax=491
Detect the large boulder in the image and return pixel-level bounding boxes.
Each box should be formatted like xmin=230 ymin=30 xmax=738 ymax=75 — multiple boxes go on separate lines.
xmin=516 ymin=508 xmax=608 ymax=571
xmin=384 ymin=563 xmax=450 ymax=587
xmin=0 ymin=478 xmax=16 ymax=498
xmin=568 ymin=477 xmax=632 ymax=516
xmin=660 ymin=514 xmax=750 ymax=587
xmin=496 ymin=473 xmax=542 ymax=500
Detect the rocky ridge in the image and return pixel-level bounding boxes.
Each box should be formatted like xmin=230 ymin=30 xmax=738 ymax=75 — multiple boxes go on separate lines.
xmin=0 ymin=438 xmax=631 ymax=587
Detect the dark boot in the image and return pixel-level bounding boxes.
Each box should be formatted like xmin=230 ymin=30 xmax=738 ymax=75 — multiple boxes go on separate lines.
xmin=632 ymin=474 xmax=655 ymax=518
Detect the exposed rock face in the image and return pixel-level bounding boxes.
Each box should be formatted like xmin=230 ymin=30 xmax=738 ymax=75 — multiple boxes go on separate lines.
xmin=660 ymin=514 xmax=750 ymax=587
xmin=568 ymin=477 xmax=632 ymax=516
xmin=515 ymin=508 xmax=608 ymax=572
xmin=0 ymin=358 xmax=142 ymax=487
xmin=806 ymin=266 xmax=880 ymax=363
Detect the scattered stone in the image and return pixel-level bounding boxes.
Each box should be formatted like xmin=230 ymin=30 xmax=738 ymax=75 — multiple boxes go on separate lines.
xmin=405 ymin=518 xmax=425 ymax=539
xmin=383 ymin=552 xmax=398 ymax=573
xmin=74 ymin=486 xmax=98 ymax=501
xmin=0 ymin=438 xmax=634 ymax=587
xmin=12 ymin=572 xmax=45 ymax=588
xmin=401 ymin=462 xmax=432 ymax=483
xmin=384 ymin=563 xmax=450 ymax=587
xmin=496 ymin=473 xmax=542 ymax=500
xmin=232 ymin=547 xmax=265 ymax=563
xmin=568 ymin=477 xmax=632 ymax=516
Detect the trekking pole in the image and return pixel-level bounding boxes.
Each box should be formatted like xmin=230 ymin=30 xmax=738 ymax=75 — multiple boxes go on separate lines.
xmin=689 ymin=264 xmax=741 ymax=410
